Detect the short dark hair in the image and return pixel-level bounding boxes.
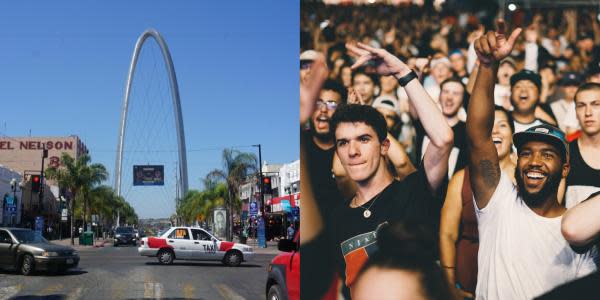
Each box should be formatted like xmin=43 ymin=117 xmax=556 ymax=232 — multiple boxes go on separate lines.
xmin=351 ymin=67 xmax=379 ymax=87
xmin=574 ymin=82 xmax=600 ymax=102
xmin=322 ymin=79 xmax=347 ymax=104
xmin=331 ymin=104 xmax=388 ymax=143
xmin=355 ymin=222 xmax=453 ymax=300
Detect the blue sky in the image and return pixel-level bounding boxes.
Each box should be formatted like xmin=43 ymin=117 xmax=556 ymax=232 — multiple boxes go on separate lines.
xmin=0 ymin=1 xmax=299 ymax=218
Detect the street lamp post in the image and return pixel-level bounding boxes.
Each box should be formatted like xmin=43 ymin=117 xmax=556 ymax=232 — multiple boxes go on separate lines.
xmin=252 ymin=144 xmax=267 ymax=248
xmin=10 ymin=178 xmax=18 ymax=226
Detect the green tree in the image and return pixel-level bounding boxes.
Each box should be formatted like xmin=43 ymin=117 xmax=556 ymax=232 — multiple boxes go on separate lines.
xmin=45 ymin=153 xmax=108 ymax=245
xmin=205 ymin=149 xmax=257 ymax=240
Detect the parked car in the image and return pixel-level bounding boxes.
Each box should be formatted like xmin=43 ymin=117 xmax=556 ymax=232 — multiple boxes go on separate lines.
xmin=114 ymin=226 xmax=136 ymax=246
xmin=0 ymin=227 xmax=79 ymax=275
xmin=138 ymin=226 xmax=253 ymax=267
xmin=266 ymin=231 xmax=300 ymax=300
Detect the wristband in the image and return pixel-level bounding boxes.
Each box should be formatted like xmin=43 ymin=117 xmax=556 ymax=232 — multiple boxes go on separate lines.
xmin=394 ymin=70 xmax=418 ymax=87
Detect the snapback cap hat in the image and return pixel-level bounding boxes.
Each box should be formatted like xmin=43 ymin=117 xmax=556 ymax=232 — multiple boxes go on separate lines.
xmin=513 ymin=124 xmax=568 ymax=160
xmin=558 ymin=72 xmax=582 ymax=86
xmin=372 ymin=96 xmax=401 ymax=117
xmin=510 ymin=69 xmax=542 ymax=91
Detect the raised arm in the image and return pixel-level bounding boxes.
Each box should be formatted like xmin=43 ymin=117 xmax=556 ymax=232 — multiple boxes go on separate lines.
xmin=346 ymin=42 xmax=453 ymax=191
xmin=386 ymin=133 xmax=417 ymax=180
xmin=299 ymin=53 xmax=328 ymax=243
xmin=561 ymin=191 xmax=600 ymax=247
xmin=468 ymin=20 xmax=521 ymax=209
xmin=439 ymin=170 xmax=473 ymax=299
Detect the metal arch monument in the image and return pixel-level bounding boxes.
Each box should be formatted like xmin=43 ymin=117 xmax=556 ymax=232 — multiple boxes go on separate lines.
xmin=114 ymin=29 xmax=189 ymax=198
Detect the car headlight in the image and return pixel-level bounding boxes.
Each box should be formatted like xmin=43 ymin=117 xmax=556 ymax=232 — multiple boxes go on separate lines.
xmin=115 ymin=234 xmax=121 ymax=238
xmin=42 ymin=251 xmax=59 ymax=257
xmin=72 ymin=251 xmax=79 ymax=256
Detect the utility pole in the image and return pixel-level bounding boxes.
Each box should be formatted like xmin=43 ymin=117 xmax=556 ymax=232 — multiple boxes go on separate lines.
xmin=253 ymin=144 xmax=266 ymax=248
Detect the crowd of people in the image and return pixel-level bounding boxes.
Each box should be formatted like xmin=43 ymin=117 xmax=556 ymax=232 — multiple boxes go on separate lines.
xmin=300 ymin=2 xmax=600 ymax=299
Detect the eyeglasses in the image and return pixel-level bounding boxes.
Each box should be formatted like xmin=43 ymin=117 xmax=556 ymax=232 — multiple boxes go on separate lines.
xmin=300 ymin=61 xmax=313 ymax=70
xmin=316 ymin=99 xmax=338 ymax=110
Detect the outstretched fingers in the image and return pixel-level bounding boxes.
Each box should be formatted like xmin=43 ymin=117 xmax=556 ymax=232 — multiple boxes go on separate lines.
xmin=496 ymin=19 xmax=506 ymax=35
xmin=506 ymin=27 xmax=523 ymax=48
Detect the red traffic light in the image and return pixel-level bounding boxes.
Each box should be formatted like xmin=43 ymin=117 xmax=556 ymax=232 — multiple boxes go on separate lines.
xmin=263 ymin=177 xmax=270 ymax=184
xmin=33 ymin=176 xmax=40 ymax=183
xmin=31 ymin=175 xmax=41 ymax=192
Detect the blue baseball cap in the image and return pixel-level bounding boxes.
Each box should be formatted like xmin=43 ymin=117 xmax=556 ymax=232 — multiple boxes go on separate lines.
xmin=513 ymin=124 xmax=569 ymax=160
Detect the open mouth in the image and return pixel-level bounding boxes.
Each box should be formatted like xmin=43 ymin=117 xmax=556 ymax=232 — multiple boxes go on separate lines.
xmin=525 ymin=170 xmax=547 ymax=181
xmin=492 ymin=137 xmax=502 ymax=145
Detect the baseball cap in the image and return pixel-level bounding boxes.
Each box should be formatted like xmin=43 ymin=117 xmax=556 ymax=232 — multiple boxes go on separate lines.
xmin=430 ymin=57 xmax=451 ymax=69
xmin=300 ymin=50 xmax=318 ymax=61
xmin=510 ymin=70 xmax=542 ymax=90
xmin=558 ymin=72 xmax=582 ymax=86
xmin=513 ymin=124 xmax=568 ymax=160
xmin=372 ymin=96 xmax=401 ymax=117
xmin=500 ymin=57 xmax=517 ymax=68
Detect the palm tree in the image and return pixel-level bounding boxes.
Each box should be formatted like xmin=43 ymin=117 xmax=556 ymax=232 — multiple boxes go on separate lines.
xmin=205 ymin=149 xmax=257 ymax=240
xmin=45 ymin=153 xmax=108 ymax=245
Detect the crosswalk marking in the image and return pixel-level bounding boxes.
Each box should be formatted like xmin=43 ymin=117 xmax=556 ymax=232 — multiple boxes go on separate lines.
xmin=182 ymin=283 xmax=195 ymax=299
xmin=0 ymin=285 xmax=21 ymax=299
xmin=214 ymin=284 xmax=246 ymax=300
xmin=66 ymin=287 xmax=83 ymax=300
xmin=144 ymin=282 xmax=163 ymax=299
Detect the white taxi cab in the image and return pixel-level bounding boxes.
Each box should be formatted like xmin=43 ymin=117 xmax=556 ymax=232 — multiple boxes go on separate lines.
xmin=138 ymin=226 xmax=253 ymax=267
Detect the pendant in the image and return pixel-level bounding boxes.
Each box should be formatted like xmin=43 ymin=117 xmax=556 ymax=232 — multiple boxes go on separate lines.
xmin=363 ymin=209 xmax=371 ymax=218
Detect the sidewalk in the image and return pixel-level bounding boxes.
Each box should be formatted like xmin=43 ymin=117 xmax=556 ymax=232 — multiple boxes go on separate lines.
xmin=233 ymin=237 xmax=281 ymax=255
xmin=50 ymin=237 xmax=111 ymax=251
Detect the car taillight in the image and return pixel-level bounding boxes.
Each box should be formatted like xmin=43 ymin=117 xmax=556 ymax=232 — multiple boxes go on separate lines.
xmin=141 ymin=240 xmax=144 ymax=246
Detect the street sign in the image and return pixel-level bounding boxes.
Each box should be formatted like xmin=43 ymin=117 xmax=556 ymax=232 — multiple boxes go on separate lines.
xmin=257 ymin=217 xmax=266 ymax=248
xmin=61 ymin=209 xmax=68 ymax=221
xmin=5 ymin=195 xmax=14 ymax=205
xmin=292 ymin=207 xmax=299 ymax=217
xmin=35 ymin=216 xmax=44 ymax=234
xmin=249 ymin=201 xmax=258 ymax=216
xmin=7 ymin=205 xmax=16 ymax=212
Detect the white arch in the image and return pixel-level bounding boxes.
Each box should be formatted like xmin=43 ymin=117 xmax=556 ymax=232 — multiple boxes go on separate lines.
xmin=114 ymin=29 xmax=188 ymax=199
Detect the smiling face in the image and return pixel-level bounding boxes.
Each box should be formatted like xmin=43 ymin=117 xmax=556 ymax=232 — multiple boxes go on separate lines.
xmin=335 ymin=122 xmax=389 ymax=184
xmin=575 ymin=89 xmax=600 ymax=136
xmin=511 ymin=80 xmax=539 ymax=114
xmin=311 ymin=89 xmax=342 ymax=139
xmin=492 ymin=110 xmax=513 ymax=160
xmin=439 ymin=81 xmax=464 ymax=117
xmin=515 ymin=141 xmax=568 ymax=206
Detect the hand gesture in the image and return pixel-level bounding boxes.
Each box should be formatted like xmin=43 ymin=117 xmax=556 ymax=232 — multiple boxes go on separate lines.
xmin=300 ymin=53 xmax=328 ymax=125
xmin=346 ymin=42 xmax=411 ymax=77
xmin=347 ymin=87 xmax=366 ymax=105
xmin=474 ymin=19 xmax=522 ymax=66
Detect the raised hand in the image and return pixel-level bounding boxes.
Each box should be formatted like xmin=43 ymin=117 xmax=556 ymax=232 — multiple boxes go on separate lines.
xmin=346 ymin=42 xmax=411 ymax=77
xmin=300 ymin=52 xmax=328 ymax=125
xmin=474 ymin=19 xmax=522 ymax=66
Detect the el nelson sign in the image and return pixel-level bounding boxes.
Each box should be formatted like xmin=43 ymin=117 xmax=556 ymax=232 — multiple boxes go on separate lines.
xmin=0 ymin=140 xmax=74 ymax=151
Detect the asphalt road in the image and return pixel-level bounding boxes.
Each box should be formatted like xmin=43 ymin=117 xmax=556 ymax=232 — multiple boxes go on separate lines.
xmin=0 ymin=244 xmax=276 ymax=300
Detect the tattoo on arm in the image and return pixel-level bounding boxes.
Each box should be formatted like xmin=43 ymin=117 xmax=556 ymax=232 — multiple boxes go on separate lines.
xmin=479 ymin=160 xmax=500 ymax=187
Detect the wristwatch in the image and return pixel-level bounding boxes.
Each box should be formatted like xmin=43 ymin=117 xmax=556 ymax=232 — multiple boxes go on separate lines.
xmin=394 ymin=70 xmax=418 ymax=87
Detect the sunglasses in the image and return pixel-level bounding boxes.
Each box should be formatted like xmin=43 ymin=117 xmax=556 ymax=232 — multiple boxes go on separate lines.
xmin=316 ymin=99 xmax=338 ymax=110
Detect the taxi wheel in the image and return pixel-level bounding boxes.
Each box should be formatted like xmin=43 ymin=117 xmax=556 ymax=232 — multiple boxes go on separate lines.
xmin=223 ymin=250 xmax=242 ymax=267
xmin=157 ymin=249 xmax=174 ymax=265
xmin=20 ymin=254 xmax=35 ymax=276
xmin=267 ymin=284 xmax=283 ymax=300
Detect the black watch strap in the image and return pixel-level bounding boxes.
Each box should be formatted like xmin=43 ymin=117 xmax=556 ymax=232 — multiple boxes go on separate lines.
xmin=395 ymin=70 xmax=418 ymax=87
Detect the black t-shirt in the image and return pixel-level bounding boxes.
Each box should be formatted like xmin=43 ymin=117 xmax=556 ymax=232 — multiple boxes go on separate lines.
xmin=414 ymin=120 xmax=468 ymax=179
xmin=303 ymin=130 xmax=344 ymax=218
xmin=329 ymin=167 xmax=439 ymax=290
xmin=566 ymin=139 xmax=600 ymax=207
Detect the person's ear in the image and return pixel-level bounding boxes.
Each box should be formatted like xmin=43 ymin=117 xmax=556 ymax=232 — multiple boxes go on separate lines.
xmin=381 ymin=138 xmax=390 ymax=155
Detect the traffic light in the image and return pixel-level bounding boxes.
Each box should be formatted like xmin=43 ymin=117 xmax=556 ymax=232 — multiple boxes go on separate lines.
xmin=31 ymin=175 xmax=41 ymax=193
xmin=263 ymin=177 xmax=272 ymax=194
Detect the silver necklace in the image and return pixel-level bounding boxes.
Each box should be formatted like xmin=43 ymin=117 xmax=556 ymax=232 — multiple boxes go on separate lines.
xmin=353 ymin=191 xmax=383 ymax=219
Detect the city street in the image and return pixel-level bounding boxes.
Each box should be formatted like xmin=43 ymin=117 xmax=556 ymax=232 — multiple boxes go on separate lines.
xmin=0 ymin=242 xmax=277 ymax=300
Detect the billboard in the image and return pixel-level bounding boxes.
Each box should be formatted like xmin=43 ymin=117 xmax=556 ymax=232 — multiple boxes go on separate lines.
xmin=133 ymin=165 xmax=164 ymax=186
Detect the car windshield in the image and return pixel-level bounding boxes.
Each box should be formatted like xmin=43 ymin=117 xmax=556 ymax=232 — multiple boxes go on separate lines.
xmin=116 ymin=227 xmax=134 ymax=233
xmin=11 ymin=230 xmax=48 ymax=244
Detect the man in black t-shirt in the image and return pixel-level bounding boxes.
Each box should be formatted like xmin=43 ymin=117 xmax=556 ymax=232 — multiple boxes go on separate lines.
xmin=415 ymin=77 xmax=469 ymax=179
xmin=305 ymin=79 xmax=347 ymax=217
xmin=328 ymin=43 xmax=453 ymax=297
xmin=565 ymin=83 xmax=600 ymax=208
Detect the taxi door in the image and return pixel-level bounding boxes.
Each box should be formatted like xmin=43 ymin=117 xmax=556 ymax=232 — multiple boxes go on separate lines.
xmin=190 ymin=229 xmax=217 ymax=260
xmin=166 ymin=228 xmax=194 ymax=259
